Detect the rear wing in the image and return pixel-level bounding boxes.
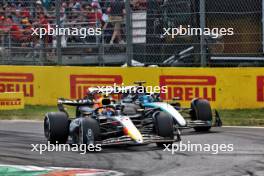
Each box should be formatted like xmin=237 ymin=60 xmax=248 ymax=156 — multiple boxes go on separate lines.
xmin=57 ymin=98 xmax=94 ymax=116
xmin=57 ymin=98 xmax=94 ymax=107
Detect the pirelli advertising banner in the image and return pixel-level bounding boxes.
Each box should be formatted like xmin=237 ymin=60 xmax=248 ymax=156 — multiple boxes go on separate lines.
xmin=0 ymin=66 xmax=264 ymax=109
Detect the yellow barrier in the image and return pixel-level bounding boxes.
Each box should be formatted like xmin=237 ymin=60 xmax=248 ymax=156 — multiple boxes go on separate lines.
xmin=0 ymin=92 xmax=24 ymax=110
xmin=0 ymin=66 xmax=263 ymax=109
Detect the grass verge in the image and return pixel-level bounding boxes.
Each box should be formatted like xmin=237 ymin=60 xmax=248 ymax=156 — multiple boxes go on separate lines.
xmin=219 ymin=109 xmax=264 ymax=126
xmin=0 ymin=105 xmax=75 ymax=120
xmin=0 ymin=106 xmax=264 ymax=126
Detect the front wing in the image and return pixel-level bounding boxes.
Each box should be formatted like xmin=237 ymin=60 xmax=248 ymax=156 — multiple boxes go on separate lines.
xmin=100 ymin=134 xmax=181 ymax=146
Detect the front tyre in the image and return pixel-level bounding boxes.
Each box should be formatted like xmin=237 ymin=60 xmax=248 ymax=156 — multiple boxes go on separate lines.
xmin=44 ymin=112 xmax=69 ymax=144
xmin=191 ymin=99 xmax=212 ymax=132
xmin=79 ymin=118 xmax=100 ymax=145
xmin=154 ymin=111 xmax=174 ymax=147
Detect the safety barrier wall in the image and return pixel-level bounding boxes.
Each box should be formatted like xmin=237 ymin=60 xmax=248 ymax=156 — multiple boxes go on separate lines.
xmin=0 ymin=92 xmax=24 ymax=110
xmin=0 ymin=66 xmax=263 ymax=109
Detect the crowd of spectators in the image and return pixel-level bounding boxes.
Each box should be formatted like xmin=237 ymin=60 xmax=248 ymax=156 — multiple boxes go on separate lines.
xmin=0 ymin=0 xmax=142 ymax=52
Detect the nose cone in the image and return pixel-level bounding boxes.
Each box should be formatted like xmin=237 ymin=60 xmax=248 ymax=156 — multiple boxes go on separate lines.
xmin=127 ymin=129 xmax=144 ymax=144
xmin=120 ymin=117 xmax=144 ymax=144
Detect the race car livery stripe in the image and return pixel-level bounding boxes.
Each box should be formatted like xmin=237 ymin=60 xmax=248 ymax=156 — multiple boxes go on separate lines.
xmin=144 ymin=102 xmax=187 ymax=127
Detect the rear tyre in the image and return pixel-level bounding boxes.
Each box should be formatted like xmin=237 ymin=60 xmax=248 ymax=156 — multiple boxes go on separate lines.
xmin=191 ymin=99 xmax=212 ymax=132
xmin=44 ymin=112 xmax=69 ymax=144
xmin=154 ymin=111 xmax=174 ymax=147
xmin=79 ymin=117 xmax=100 ymax=145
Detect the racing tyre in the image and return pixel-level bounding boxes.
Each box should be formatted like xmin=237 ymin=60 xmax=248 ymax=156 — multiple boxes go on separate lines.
xmin=154 ymin=111 xmax=174 ymax=147
xmin=44 ymin=112 xmax=69 ymax=144
xmin=191 ymin=99 xmax=212 ymax=132
xmin=79 ymin=118 xmax=100 ymax=145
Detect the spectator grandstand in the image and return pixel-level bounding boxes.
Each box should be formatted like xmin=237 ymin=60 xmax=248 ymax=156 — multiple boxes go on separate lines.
xmin=0 ymin=0 xmax=128 ymax=65
xmin=0 ymin=0 xmax=263 ymax=66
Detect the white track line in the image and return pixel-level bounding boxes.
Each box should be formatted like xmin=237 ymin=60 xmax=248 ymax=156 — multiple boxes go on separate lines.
xmin=223 ymin=126 xmax=264 ymax=129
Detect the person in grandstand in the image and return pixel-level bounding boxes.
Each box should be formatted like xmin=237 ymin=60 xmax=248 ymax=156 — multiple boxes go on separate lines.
xmin=107 ymin=0 xmax=125 ymax=44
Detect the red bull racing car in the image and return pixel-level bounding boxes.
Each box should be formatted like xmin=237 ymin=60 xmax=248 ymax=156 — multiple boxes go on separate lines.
xmin=44 ymin=82 xmax=221 ymax=148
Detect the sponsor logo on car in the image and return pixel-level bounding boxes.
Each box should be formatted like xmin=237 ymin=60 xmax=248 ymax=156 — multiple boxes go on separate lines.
xmin=257 ymin=76 xmax=264 ymax=102
xmin=0 ymin=73 xmax=34 ymax=97
xmin=70 ymin=75 xmax=123 ymax=99
xmin=159 ymin=75 xmax=216 ymax=101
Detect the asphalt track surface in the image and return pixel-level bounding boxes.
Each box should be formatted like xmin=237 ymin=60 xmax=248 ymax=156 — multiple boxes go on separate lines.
xmin=0 ymin=120 xmax=263 ymax=176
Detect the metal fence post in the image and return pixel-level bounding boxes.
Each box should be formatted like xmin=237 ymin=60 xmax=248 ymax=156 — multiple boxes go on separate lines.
xmin=262 ymin=0 xmax=264 ymax=53
xmin=125 ymin=0 xmax=132 ymax=66
xmin=96 ymin=8 xmax=104 ymax=66
xmin=200 ymin=0 xmax=206 ymax=67
xmin=56 ymin=0 xmax=62 ymax=65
